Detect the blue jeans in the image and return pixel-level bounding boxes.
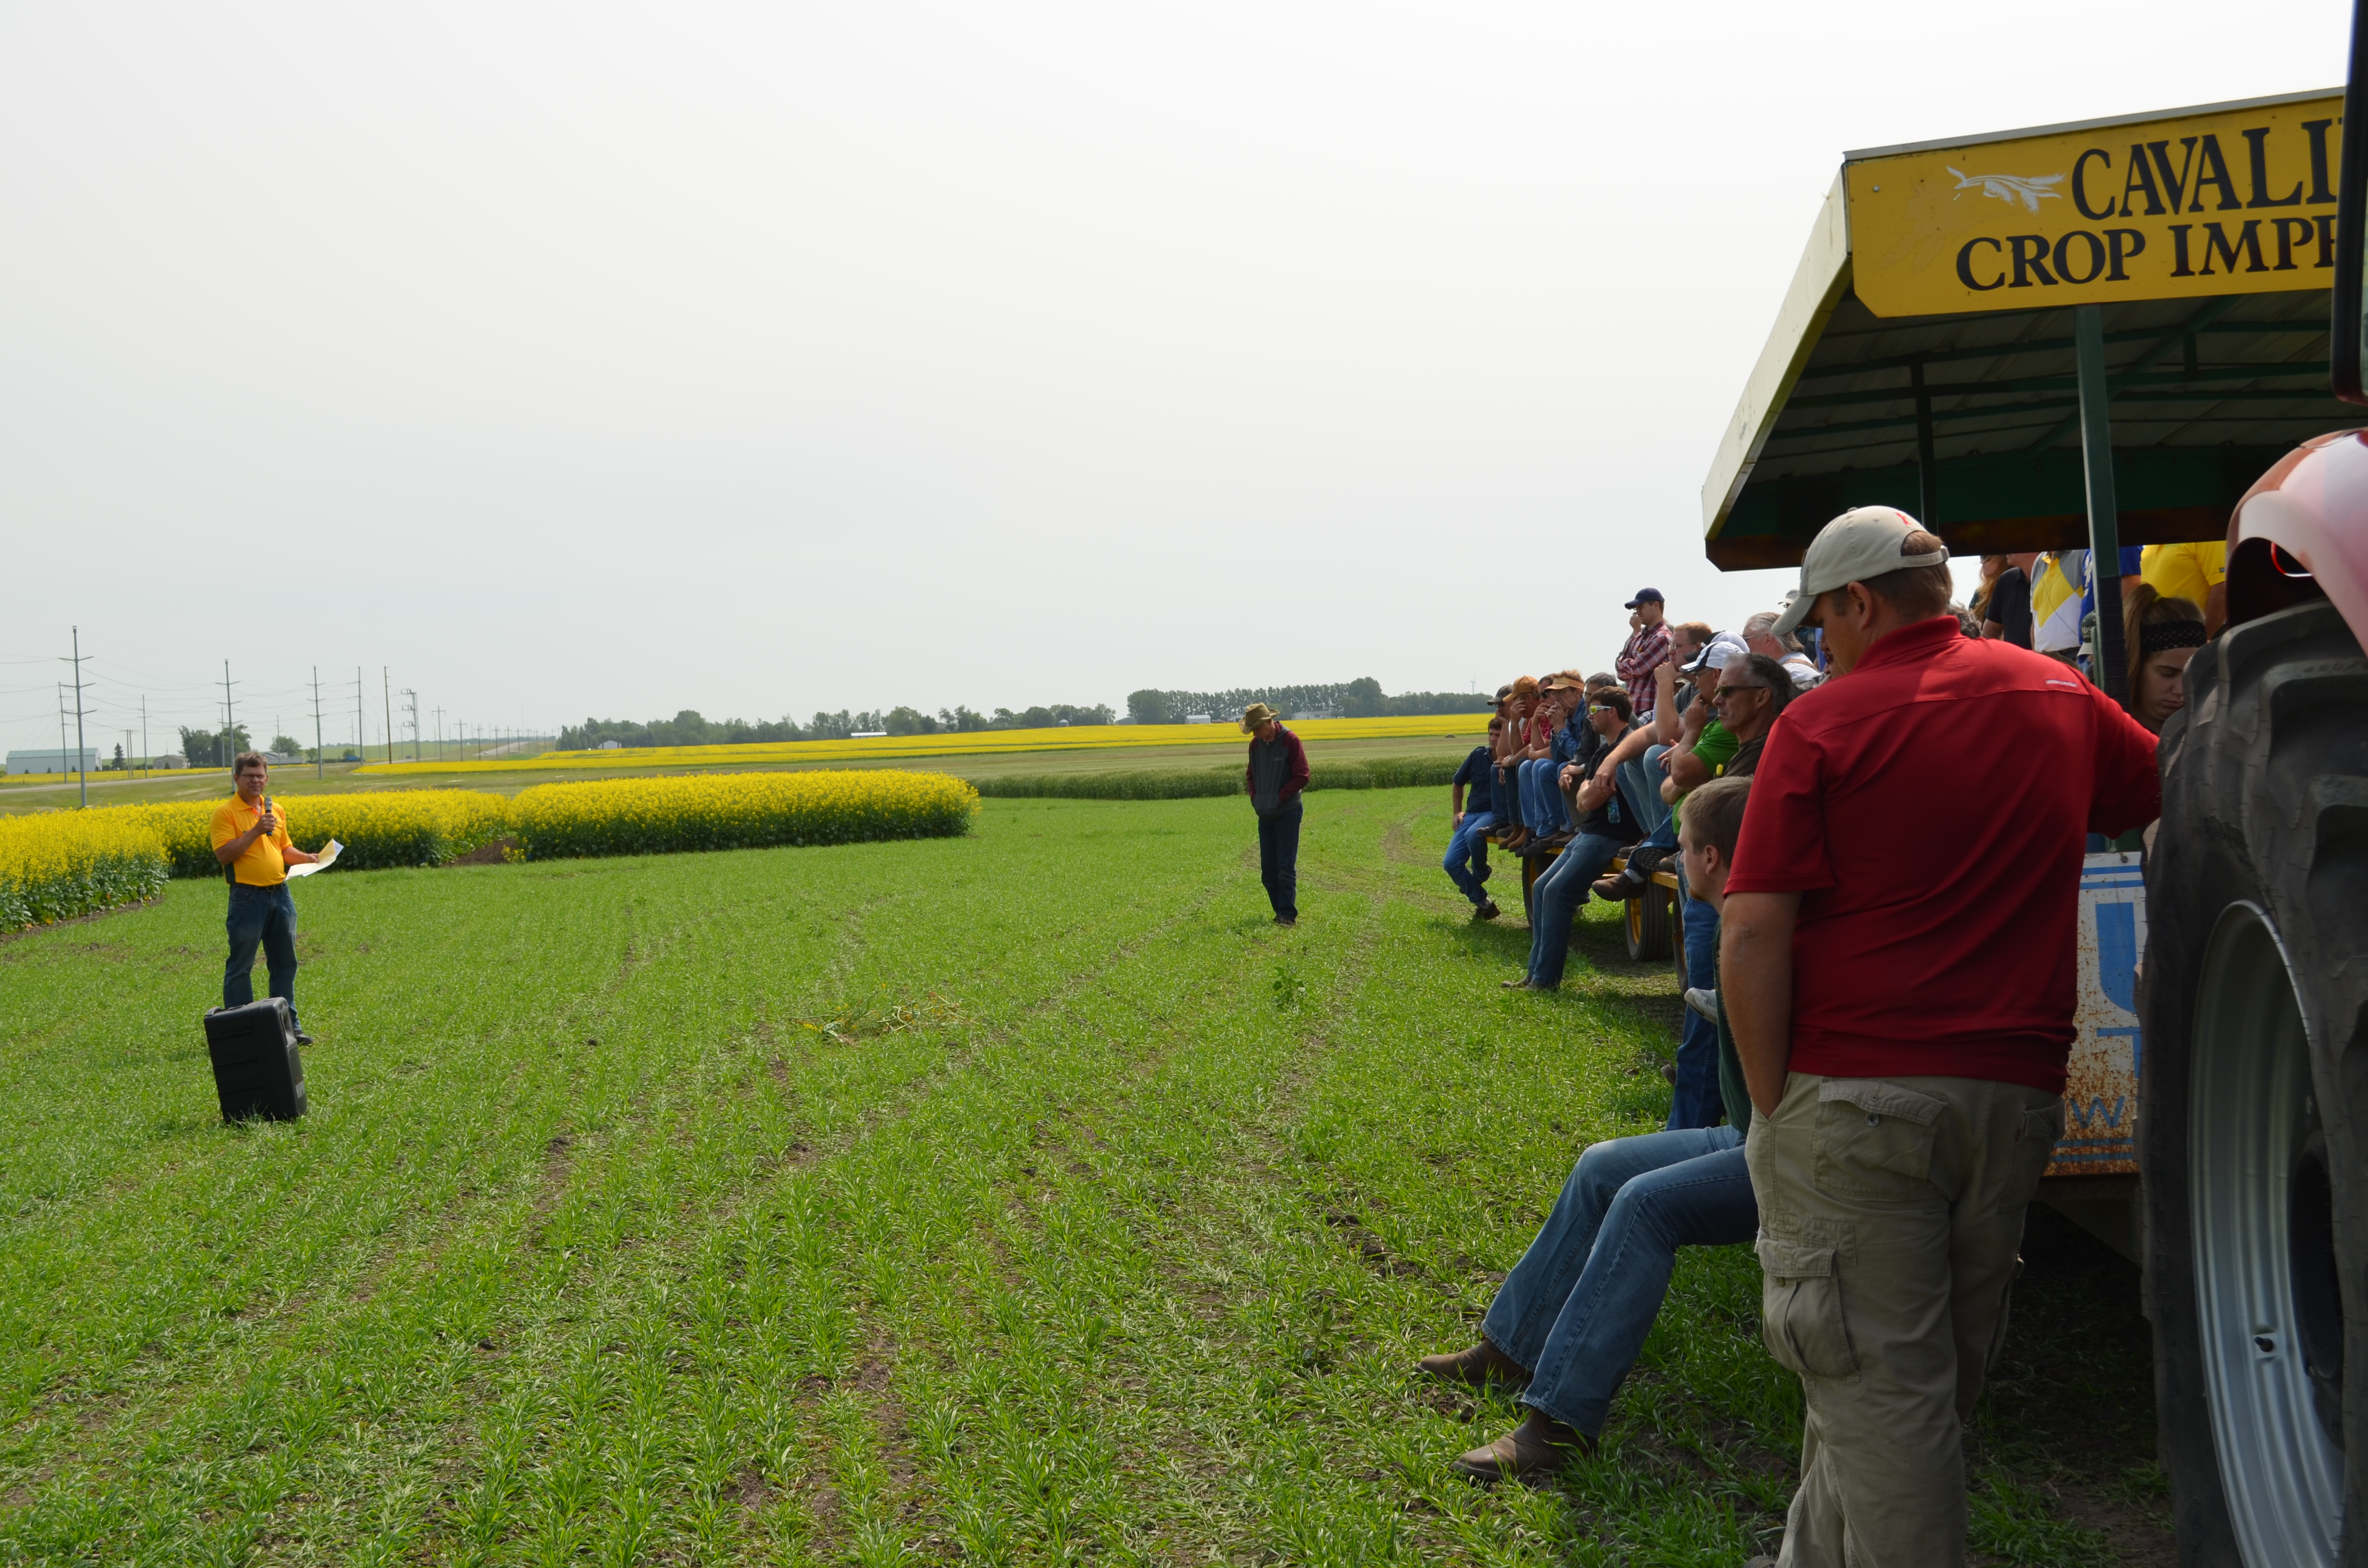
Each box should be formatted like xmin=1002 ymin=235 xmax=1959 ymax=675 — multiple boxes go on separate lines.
xmin=1257 ymin=799 xmax=1302 ymax=920
xmin=1525 ymin=833 xmax=1627 ymax=985
xmin=1444 ymin=812 xmax=1495 ymax=906
xmin=224 ymin=882 xmax=301 ymax=1030
xmin=1519 ymin=760 xmax=1568 ymax=837
xmin=1617 ymin=745 xmax=1674 ymax=848
xmin=1482 ymin=1126 xmax=1755 ymax=1438
xmin=1666 ymin=863 xmax=1723 ymax=1129
xmin=1493 ymin=767 xmax=1523 ymax=832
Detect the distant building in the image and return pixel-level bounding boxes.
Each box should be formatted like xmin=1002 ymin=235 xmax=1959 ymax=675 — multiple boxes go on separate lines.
xmin=6 ymin=748 xmax=97 ymax=775
xmin=850 ymin=730 xmax=888 ymax=739
xmin=1292 ymin=708 xmax=1339 ymax=721
xmin=599 ymin=740 xmax=624 ymax=750
xmin=154 ymin=754 xmax=189 ymax=771
xmin=1184 ymin=715 xmax=1212 ymax=725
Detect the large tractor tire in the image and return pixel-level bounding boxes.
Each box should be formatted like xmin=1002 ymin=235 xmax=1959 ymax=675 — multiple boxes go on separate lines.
xmin=2141 ymin=599 xmax=2368 ymax=1567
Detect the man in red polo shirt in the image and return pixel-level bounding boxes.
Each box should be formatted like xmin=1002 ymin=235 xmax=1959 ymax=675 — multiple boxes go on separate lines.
xmin=1721 ymin=508 xmax=2160 ymax=1568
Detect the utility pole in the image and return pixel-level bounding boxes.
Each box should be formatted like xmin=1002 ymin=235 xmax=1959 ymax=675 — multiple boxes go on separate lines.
xmin=402 ymin=688 xmax=419 ymax=761
xmin=222 ymin=660 xmax=237 ymax=741
xmin=382 ymin=667 xmax=394 ymax=766
xmin=310 ymin=668 xmax=325 ymax=780
xmin=433 ymin=705 xmax=445 ymax=763
xmin=140 ymin=695 xmax=149 ymax=779
xmin=56 ymin=684 xmax=68 ymax=782
xmin=354 ymin=667 xmax=365 ymax=761
xmin=71 ymin=628 xmax=87 ymax=807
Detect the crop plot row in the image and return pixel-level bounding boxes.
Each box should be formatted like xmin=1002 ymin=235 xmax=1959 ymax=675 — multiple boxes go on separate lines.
xmin=0 ymin=772 xmax=977 ymax=933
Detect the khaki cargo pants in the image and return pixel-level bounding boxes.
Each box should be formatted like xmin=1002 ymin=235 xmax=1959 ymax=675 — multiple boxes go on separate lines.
xmin=1745 ymin=1072 xmax=2064 ymax=1568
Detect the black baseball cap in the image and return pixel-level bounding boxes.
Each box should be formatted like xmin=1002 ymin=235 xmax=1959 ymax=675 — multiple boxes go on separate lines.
xmin=1624 ymin=587 xmax=1665 ymax=608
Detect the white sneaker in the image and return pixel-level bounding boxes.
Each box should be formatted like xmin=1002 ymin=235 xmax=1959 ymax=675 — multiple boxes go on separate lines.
xmin=1684 ymin=987 xmax=1717 ymax=1023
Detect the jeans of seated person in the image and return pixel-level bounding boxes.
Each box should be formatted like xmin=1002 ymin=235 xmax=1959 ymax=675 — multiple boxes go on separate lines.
xmin=1665 ymin=859 xmax=1724 ymax=1130
xmin=1443 ymin=811 xmax=1495 ymax=906
xmin=1494 ymin=765 xmax=1524 ymax=833
xmin=1256 ymin=799 xmax=1301 ymax=920
xmin=1481 ymin=1126 xmax=1755 ymax=1440
xmin=1524 ymin=833 xmax=1627 ymax=985
xmin=1519 ymin=759 xmax=1569 ymax=837
xmin=1617 ymin=744 xmax=1675 ymax=849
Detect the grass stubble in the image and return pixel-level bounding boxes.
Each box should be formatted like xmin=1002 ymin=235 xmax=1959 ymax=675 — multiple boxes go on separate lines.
xmin=0 ymin=792 xmax=2167 ymax=1565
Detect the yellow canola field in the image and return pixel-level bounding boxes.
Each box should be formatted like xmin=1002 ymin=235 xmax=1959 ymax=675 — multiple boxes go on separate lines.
xmin=358 ymin=714 xmax=1486 ymax=774
xmin=120 ymin=791 xmax=516 ymax=877
xmin=1 ymin=772 xmax=972 ymax=928
xmin=512 ymin=770 xmax=976 ymax=859
xmin=0 ymin=810 xmax=172 ymax=931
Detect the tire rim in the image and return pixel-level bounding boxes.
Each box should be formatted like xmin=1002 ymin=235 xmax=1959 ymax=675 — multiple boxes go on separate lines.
xmin=2190 ymin=901 xmax=2344 ymax=1567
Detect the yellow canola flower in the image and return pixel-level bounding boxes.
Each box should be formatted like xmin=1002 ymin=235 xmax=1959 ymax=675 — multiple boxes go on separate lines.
xmin=358 ymin=713 xmax=1487 ymax=773
xmin=114 ymin=790 xmax=516 ymax=877
xmin=512 ymin=769 xmax=976 ymax=860
xmin=0 ymin=810 xmax=172 ymax=931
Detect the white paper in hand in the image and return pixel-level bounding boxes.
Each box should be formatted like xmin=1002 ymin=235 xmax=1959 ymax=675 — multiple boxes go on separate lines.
xmin=286 ymin=839 xmax=342 ymax=878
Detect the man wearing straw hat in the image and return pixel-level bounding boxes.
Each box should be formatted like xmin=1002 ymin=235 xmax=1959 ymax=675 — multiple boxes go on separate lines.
xmin=1242 ymin=703 xmax=1310 ymax=926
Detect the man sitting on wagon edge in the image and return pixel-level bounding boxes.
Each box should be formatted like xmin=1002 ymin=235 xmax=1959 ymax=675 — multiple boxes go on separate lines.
xmin=1422 ymin=773 xmax=1760 ymax=1481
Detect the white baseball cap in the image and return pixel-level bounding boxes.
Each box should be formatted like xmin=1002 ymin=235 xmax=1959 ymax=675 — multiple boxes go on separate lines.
xmin=1771 ymin=507 xmax=1948 ymax=637
xmin=1678 ymin=630 xmax=1751 ymax=674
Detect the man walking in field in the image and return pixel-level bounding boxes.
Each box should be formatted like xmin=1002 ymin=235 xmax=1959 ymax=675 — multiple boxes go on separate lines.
xmin=210 ymin=751 xmax=321 ymax=1042
xmin=1242 ymin=702 xmax=1309 ymax=926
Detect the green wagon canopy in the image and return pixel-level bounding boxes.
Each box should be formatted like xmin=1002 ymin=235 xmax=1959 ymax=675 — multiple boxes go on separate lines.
xmin=1702 ymin=88 xmax=2356 ymax=574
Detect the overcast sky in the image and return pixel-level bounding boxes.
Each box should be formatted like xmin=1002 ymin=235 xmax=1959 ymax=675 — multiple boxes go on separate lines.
xmin=1 ymin=1 xmax=2350 ymax=755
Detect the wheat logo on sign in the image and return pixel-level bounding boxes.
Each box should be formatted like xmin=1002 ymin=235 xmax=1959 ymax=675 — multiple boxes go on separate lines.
xmin=1946 ymin=166 xmax=2064 ymax=212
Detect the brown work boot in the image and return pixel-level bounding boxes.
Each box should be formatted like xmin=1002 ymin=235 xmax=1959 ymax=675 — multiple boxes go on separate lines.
xmin=1453 ymin=1409 xmax=1592 ymax=1483
xmin=1473 ymin=900 xmax=1500 ymax=921
xmin=1417 ymin=1340 xmax=1530 ymax=1389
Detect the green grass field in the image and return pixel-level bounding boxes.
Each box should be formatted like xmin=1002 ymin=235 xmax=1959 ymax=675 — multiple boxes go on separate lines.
xmin=0 ymin=792 xmax=2167 ymax=1565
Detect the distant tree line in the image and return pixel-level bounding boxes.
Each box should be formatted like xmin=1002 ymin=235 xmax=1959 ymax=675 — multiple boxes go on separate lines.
xmin=1124 ymin=679 xmax=1490 ymax=725
xmin=558 ymin=702 xmax=1117 ymax=750
xmin=177 ymin=724 xmax=253 ymax=768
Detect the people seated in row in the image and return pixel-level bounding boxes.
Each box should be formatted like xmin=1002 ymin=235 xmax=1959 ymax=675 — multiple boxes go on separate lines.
xmin=1502 ymin=688 xmax=1640 ymax=990
xmin=1502 ymin=673 xmax=1591 ymax=853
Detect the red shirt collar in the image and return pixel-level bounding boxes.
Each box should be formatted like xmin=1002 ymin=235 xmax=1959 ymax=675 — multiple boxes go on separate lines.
xmin=1847 ymin=615 xmax=1965 ymax=675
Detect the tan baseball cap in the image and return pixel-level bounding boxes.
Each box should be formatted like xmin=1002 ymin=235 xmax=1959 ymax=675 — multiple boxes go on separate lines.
xmin=1772 ymin=506 xmax=1949 ymax=637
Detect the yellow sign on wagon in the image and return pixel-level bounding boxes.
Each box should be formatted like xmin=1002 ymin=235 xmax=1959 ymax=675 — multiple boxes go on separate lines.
xmin=1846 ymin=92 xmax=2343 ymax=318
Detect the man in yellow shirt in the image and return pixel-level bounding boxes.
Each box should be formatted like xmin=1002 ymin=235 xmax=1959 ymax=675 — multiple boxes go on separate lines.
xmin=210 ymin=751 xmax=321 ymax=1043
xmin=2140 ymin=540 xmax=2227 ymax=635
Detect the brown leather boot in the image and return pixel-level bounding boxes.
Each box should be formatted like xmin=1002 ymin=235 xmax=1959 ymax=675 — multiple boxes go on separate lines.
xmin=1454 ymin=1409 xmax=1592 ymax=1482
xmin=1417 ymin=1340 xmax=1530 ymax=1389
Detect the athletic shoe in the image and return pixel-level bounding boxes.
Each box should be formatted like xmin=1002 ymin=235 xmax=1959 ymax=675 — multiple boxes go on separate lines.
xmin=1684 ymin=988 xmax=1717 ymax=1023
